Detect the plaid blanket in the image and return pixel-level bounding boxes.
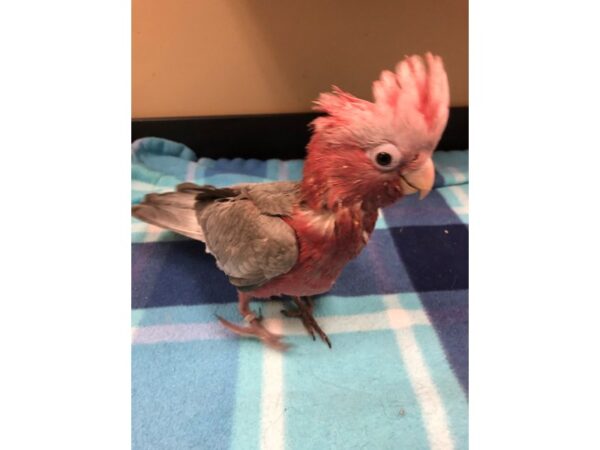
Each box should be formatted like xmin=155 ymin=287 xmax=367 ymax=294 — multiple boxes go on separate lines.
xmin=132 ymin=137 xmax=468 ymax=450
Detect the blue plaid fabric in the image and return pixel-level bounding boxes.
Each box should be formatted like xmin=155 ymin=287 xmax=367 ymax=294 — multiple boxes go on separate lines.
xmin=132 ymin=137 xmax=468 ymax=450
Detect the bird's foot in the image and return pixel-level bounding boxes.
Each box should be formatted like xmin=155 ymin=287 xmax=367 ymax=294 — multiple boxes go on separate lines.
xmin=281 ymin=296 xmax=332 ymax=348
xmin=216 ymin=313 xmax=290 ymax=351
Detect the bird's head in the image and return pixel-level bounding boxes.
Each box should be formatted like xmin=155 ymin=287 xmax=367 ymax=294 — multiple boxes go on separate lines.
xmin=302 ymin=53 xmax=450 ymax=211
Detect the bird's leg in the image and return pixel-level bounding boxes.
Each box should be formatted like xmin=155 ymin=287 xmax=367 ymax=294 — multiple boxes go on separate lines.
xmin=281 ymin=296 xmax=332 ymax=348
xmin=216 ymin=291 xmax=289 ymax=351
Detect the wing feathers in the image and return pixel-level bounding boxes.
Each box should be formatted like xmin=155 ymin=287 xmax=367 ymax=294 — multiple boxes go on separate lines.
xmin=132 ymin=181 xmax=300 ymax=290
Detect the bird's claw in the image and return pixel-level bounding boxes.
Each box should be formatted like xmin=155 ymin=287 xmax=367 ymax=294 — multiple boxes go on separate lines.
xmin=282 ymin=297 xmax=332 ymax=348
xmin=303 ymin=314 xmax=331 ymax=348
xmin=216 ymin=315 xmax=290 ymax=351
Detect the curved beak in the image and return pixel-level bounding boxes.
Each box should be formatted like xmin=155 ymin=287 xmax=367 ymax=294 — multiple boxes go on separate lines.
xmin=399 ymin=157 xmax=435 ymax=199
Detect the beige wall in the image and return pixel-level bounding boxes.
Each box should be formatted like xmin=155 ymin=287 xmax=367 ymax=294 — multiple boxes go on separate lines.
xmin=132 ymin=0 xmax=468 ymax=118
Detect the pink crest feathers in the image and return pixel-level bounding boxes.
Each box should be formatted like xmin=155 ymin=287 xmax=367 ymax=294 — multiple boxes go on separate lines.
xmin=312 ymin=53 xmax=450 ymax=154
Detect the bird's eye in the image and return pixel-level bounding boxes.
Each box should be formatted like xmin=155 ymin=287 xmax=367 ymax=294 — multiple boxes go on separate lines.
xmin=376 ymin=152 xmax=392 ymax=166
xmin=366 ymin=143 xmax=402 ymax=171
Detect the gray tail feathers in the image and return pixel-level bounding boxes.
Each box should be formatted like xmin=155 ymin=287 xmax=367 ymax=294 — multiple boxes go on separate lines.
xmin=132 ymin=186 xmax=206 ymax=241
xmin=132 ymin=183 xmax=240 ymax=241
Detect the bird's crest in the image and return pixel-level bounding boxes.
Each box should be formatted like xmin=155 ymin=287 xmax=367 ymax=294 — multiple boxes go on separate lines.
xmin=312 ymin=53 xmax=450 ymax=154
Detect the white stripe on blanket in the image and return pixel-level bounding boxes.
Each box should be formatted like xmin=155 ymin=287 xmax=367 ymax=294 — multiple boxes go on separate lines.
xmin=384 ymin=294 xmax=454 ymax=450
xmin=131 ymin=309 xmax=431 ymax=344
xmin=260 ymin=303 xmax=286 ymax=450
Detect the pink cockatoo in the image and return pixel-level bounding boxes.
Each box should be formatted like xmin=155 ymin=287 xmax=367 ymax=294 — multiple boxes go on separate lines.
xmin=133 ymin=53 xmax=450 ymax=350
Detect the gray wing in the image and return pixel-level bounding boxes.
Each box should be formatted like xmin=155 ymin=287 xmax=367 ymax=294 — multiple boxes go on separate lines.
xmin=228 ymin=181 xmax=299 ymax=216
xmin=199 ymin=199 xmax=298 ymax=290
xmin=133 ymin=181 xmax=300 ymax=290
